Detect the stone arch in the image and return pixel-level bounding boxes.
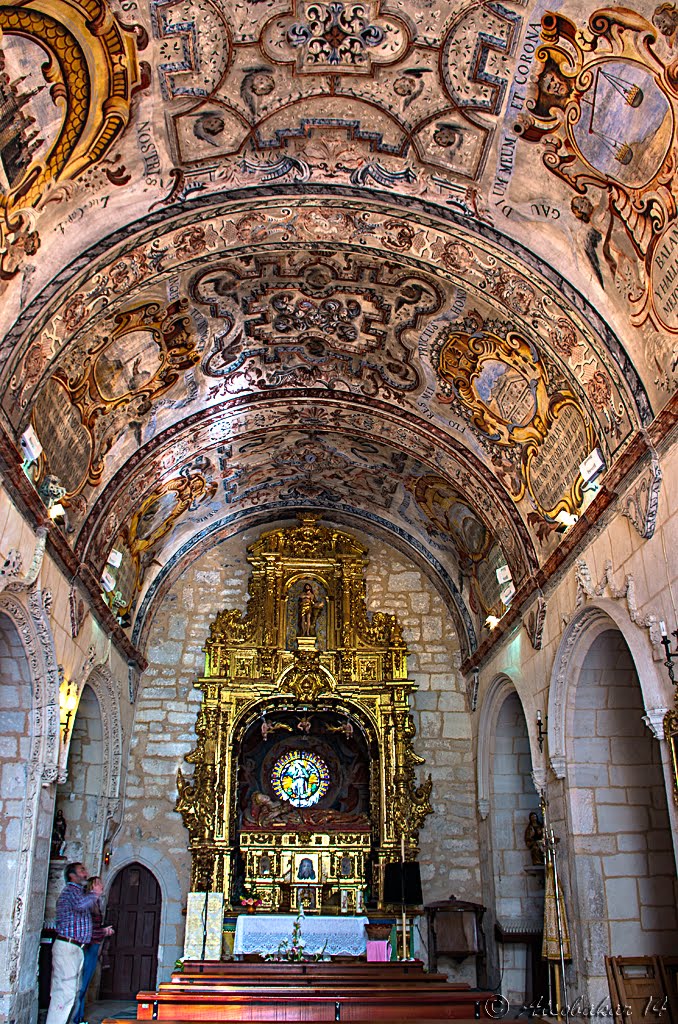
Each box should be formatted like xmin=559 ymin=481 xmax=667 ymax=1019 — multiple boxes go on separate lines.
xmin=478 ymin=674 xmax=545 ymax=1004
xmin=105 ymin=843 xmax=184 ymax=984
xmin=85 ymin=665 xmax=123 ymax=873
xmin=477 ymin=673 xmax=523 ymax=819
xmin=0 ymin=589 xmax=60 ymax=1023
xmin=551 ymin=613 xmax=678 ymax=1001
xmin=547 ymin=599 xmax=668 ymax=781
xmin=51 ymin=659 xmax=124 ymax=878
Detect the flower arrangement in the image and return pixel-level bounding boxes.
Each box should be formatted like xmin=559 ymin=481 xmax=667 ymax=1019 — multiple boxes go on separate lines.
xmin=265 ymin=907 xmax=327 ymax=962
xmin=238 ymin=884 xmax=263 ymax=910
xmin=240 ymin=895 xmax=263 ymax=908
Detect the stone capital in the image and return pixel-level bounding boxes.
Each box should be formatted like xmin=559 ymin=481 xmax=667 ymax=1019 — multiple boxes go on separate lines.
xmin=643 ymin=707 xmax=670 ymax=739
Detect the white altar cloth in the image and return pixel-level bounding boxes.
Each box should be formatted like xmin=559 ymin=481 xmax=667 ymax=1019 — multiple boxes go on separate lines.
xmin=234 ymin=914 xmax=369 ymax=957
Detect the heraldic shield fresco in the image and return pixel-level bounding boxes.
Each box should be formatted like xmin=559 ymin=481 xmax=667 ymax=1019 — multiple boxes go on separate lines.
xmin=0 ymin=0 xmax=674 ymax=668
xmin=515 ymin=7 xmax=678 ymax=336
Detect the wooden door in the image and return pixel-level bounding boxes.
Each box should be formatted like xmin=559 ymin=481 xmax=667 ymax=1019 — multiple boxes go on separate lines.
xmin=99 ymin=863 xmax=161 ymax=999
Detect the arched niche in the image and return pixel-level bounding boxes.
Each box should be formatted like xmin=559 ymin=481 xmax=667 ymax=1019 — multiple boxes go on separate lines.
xmin=478 ymin=676 xmax=545 ymax=1005
xmin=0 ymin=591 xmax=60 ymax=1024
xmin=547 ymin=599 xmax=669 ymax=780
xmin=55 ymin=683 xmax=105 ymax=865
xmin=558 ymin=621 xmax=678 ymax=1002
xmin=232 ymin=698 xmax=377 ymax=910
xmin=51 ymin=661 xmax=122 ymax=878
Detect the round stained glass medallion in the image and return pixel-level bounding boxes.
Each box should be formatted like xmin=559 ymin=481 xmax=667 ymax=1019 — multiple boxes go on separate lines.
xmin=271 ymin=750 xmax=330 ymax=807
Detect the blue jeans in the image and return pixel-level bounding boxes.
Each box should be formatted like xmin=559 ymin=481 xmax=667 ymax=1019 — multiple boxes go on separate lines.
xmin=71 ymin=943 xmax=100 ymax=1023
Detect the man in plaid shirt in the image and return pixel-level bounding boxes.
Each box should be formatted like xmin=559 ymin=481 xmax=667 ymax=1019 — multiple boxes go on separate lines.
xmin=46 ymin=863 xmax=103 ymax=1024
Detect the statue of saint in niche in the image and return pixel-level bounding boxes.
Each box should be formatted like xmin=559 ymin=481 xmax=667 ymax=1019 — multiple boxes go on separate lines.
xmin=51 ymin=808 xmax=67 ymax=859
xmin=298 ymin=581 xmax=323 ymax=637
xmin=524 ymin=811 xmax=545 ymax=865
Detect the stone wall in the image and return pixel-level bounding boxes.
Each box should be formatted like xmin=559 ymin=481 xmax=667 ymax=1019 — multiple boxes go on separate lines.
xmin=0 ymin=488 xmax=130 ymax=1023
xmin=568 ymin=628 xmax=677 ymax=997
xmin=475 ymin=440 xmax=678 ymax=1000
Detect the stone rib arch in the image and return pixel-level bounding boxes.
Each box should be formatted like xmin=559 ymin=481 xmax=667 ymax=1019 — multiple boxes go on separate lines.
xmin=68 ymin=663 xmax=124 ymax=874
xmin=556 ymin=616 xmax=678 ymax=999
xmin=547 ymin=598 xmax=668 ymax=781
xmin=0 ymin=589 xmax=60 ymax=1022
xmin=130 ymin=506 xmax=480 ymax=660
xmin=476 ymin=672 xmax=523 ymax=819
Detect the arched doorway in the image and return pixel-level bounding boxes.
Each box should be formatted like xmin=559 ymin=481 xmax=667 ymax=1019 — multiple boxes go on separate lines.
xmin=567 ymin=627 xmax=678 ymax=1000
xmin=99 ymin=863 xmax=161 ymax=999
xmin=490 ymin=691 xmax=546 ymax=1005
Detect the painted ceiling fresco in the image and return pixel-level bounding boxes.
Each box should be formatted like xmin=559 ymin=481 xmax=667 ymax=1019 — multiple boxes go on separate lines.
xmin=0 ymin=0 xmax=675 ymax=655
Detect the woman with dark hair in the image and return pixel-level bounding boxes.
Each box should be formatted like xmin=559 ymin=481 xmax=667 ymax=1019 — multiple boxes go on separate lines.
xmin=71 ymin=877 xmax=114 ymax=1024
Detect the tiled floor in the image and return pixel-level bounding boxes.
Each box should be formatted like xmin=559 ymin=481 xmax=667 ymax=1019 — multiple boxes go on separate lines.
xmin=38 ymin=1001 xmax=137 ymax=1024
xmin=83 ymin=1000 xmax=138 ymax=1023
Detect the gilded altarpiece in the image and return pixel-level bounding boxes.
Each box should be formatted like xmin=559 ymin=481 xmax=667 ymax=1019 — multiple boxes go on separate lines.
xmin=176 ymin=515 xmax=432 ymax=910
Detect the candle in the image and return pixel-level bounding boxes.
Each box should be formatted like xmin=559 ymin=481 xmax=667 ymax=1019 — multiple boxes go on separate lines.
xmin=401 ymin=834 xmax=405 ymax=862
xmin=660 ymin=621 xmax=667 ymax=637
xmin=536 ymin=709 xmax=542 ymax=722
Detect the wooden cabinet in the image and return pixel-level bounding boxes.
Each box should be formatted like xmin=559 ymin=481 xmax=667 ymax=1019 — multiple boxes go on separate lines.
xmin=425 ymin=896 xmax=486 ymax=985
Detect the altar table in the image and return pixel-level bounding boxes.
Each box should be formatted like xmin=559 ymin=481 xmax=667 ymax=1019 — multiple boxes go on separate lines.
xmin=233 ymin=914 xmax=369 ymax=957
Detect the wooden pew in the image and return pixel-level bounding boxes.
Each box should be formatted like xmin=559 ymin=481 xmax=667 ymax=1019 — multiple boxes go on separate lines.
xmin=109 ymin=1019 xmax=491 ymax=1024
xmin=135 ymin=985 xmax=494 ymax=1019
xmin=173 ymin=962 xmax=432 ymax=978
xmin=135 ymin=957 xmax=495 ymax=1020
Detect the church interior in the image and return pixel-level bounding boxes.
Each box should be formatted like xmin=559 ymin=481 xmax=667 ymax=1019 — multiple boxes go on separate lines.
xmin=0 ymin=0 xmax=677 ymax=1018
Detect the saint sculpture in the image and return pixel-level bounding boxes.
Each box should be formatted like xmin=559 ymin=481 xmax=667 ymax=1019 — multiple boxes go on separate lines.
xmin=298 ymin=582 xmax=323 ymax=636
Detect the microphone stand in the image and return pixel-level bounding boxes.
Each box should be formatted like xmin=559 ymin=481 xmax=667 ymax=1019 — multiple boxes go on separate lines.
xmin=400 ymin=834 xmax=407 ymax=961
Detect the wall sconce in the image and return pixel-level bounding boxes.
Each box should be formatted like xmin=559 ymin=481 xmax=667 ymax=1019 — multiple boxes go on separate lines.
xmin=59 ymin=670 xmax=78 ymax=743
xmin=537 ymin=709 xmax=547 ymax=753
xmin=485 ymin=614 xmax=501 ymax=631
xmin=660 ymin=621 xmax=677 ymax=685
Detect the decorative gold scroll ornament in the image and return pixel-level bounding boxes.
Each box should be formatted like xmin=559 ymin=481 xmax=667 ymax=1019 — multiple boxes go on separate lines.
xmin=176 ymin=515 xmax=433 ymax=903
xmin=433 ymin=324 xmax=596 ymax=519
xmin=32 ymin=299 xmax=200 ymax=497
xmin=515 ymin=7 xmax=678 ymax=334
xmin=0 ymin=0 xmax=145 ymax=279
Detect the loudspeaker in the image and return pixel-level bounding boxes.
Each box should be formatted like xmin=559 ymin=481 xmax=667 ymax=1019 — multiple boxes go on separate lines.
xmin=383 ymin=862 xmax=423 ymax=905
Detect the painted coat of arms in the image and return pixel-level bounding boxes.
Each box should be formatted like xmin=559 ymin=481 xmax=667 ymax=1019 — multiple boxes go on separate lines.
xmin=515 ymin=7 xmax=678 ymax=334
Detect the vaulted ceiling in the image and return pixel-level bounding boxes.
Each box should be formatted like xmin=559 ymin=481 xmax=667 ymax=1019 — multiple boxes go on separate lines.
xmin=0 ymin=0 xmax=674 ymax=659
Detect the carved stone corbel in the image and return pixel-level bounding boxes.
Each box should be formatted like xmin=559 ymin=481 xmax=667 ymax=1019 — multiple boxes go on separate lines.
xmin=466 ymin=668 xmax=479 ymax=712
xmin=40 ymin=764 xmax=60 ymax=787
xmin=523 ymin=594 xmax=547 ymax=651
xmin=619 ymin=451 xmax=662 ymax=540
